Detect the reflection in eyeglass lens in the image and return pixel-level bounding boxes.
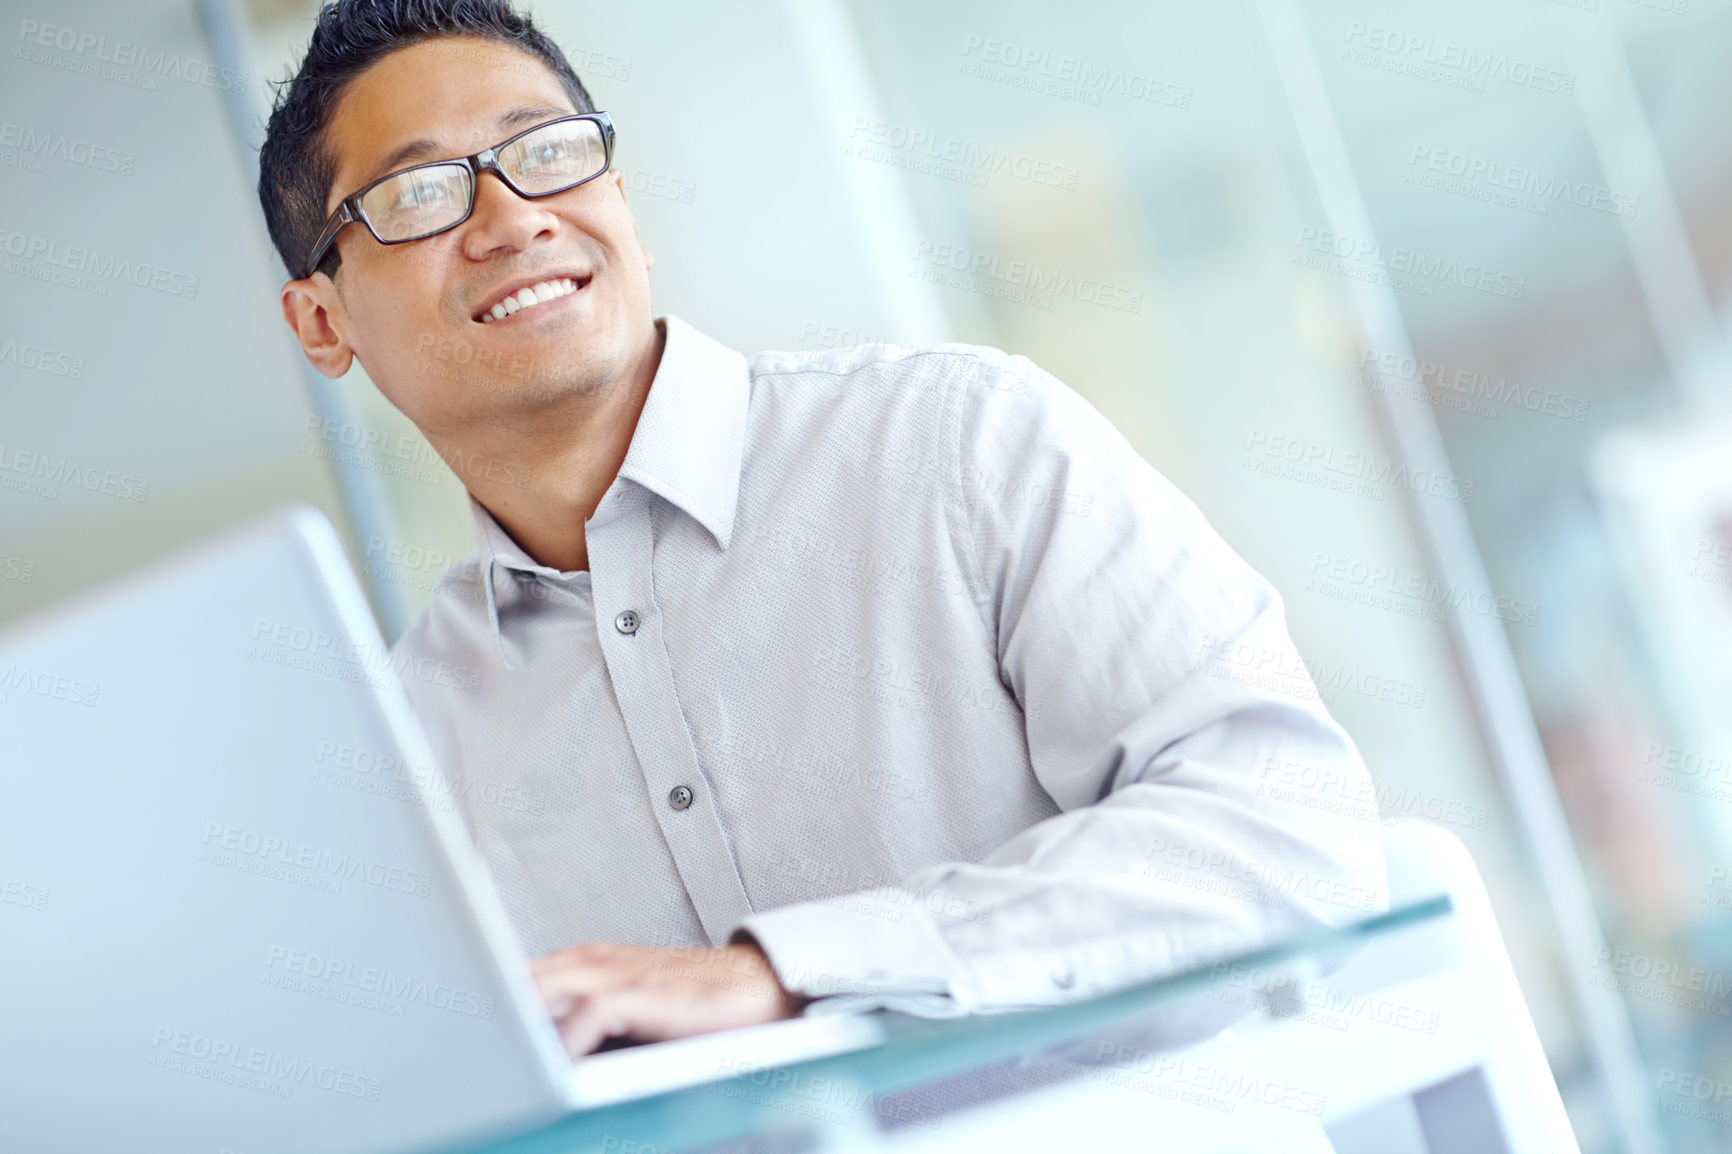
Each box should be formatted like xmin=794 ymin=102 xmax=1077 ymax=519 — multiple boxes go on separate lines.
xmin=359 ymin=119 xmax=607 ymax=242
xmin=363 ymin=164 xmax=473 ymax=240
xmin=501 ymin=119 xmax=606 ymax=191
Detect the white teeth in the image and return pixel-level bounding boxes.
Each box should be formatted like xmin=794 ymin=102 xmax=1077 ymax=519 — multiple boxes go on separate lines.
xmin=480 ymin=277 xmax=583 ymax=322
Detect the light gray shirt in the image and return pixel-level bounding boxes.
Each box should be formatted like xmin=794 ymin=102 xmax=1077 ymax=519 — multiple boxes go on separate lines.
xmin=393 ymin=314 xmax=1387 ymax=1019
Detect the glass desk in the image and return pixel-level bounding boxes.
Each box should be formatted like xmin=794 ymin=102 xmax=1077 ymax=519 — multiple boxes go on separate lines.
xmin=445 ymin=897 xmax=1452 ymax=1154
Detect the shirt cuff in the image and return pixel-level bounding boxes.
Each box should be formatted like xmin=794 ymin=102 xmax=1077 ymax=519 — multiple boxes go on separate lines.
xmin=731 ymin=887 xmax=978 ymax=1018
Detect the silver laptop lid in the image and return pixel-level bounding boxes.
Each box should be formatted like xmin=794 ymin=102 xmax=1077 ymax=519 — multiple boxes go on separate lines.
xmin=0 ymin=505 xmax=570 ymax=1154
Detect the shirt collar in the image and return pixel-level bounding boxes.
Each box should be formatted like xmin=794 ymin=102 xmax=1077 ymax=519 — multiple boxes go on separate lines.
xmin=468 ymin=313 xmax=752 ymax=656
xmin=615 ymin=313 xmax=752 ymax=551
xmin=469 ymin=498 xmax=549 ymax=669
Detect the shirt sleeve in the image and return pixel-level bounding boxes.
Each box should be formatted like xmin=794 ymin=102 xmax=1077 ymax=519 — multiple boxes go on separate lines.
xmin=732 ymin=349 xmax=1388 ymax=1020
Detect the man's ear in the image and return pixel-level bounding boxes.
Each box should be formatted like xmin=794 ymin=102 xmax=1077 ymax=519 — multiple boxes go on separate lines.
xmin=280 ymin=269 xmax=356 ymax=378
xmin=610 ymin=169 xmax=654 ymax=271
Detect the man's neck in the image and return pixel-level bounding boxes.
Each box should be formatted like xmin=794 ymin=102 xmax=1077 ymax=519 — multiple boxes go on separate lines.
xmin=444 ymin=318 xmax=666 ymax=573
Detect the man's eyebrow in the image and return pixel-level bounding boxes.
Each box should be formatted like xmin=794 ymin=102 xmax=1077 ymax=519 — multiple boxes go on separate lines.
xmin=359 ymin=104 xmax=577 ymax=185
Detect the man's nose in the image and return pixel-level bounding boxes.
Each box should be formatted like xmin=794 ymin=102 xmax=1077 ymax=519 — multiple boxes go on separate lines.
xmin=462 ymin=169 xmax=558 ymax=257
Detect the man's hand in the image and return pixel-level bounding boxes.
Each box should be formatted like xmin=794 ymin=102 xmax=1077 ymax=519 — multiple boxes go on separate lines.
xmin=531 ymin=941 xmax=807 ymax=1057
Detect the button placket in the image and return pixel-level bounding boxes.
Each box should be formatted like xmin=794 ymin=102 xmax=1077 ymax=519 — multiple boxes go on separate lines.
xmin=586 ymin=487 xmax=754 ymax=943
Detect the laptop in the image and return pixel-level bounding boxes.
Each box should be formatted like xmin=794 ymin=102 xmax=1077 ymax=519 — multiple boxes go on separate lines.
xmin=0 ymin=505 xmax=887 ymax=1154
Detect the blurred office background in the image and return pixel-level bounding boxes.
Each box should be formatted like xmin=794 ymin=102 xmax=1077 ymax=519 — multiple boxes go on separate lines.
xmin=6 ymin=0 xmax=1732 ymax=1149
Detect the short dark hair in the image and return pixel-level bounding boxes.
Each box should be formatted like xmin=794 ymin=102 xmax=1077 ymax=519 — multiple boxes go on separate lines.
xmin=258 ymin=0 xmax=594 ymax=281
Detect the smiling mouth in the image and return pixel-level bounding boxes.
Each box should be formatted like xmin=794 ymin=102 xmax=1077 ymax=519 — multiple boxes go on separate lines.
xmin=476 ymin=275 xmax=591 ymax=323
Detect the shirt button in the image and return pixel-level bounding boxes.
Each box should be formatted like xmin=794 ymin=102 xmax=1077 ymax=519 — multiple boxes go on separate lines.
xmin=668 ymin=785 xmax=693 ymax=811
xmin=614 ymin=610 xmax=640 ymax=635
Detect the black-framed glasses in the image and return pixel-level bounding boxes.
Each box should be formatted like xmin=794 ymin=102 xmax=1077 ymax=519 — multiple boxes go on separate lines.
xmin=302 ymin=111 xmax=615 ymax=279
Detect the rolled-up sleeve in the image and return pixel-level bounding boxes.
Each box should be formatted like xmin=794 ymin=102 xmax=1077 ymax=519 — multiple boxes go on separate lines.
xmin=735 ymin=349 xmax=1388 ymax=1018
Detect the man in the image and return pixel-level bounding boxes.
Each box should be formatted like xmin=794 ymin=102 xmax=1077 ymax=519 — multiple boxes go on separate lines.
xmin=265 ymin=0 xmax=1385 ymax=1063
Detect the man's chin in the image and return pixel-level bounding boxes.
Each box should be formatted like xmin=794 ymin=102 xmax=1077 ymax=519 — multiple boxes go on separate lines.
xmin=502 ymin=358 xmax=631 ymax=410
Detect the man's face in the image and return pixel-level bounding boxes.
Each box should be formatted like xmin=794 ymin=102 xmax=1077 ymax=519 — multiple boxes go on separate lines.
xmin=300 ymin=36 xmax=654 ymax=436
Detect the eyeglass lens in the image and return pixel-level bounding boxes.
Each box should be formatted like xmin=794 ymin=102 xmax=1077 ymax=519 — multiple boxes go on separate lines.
xmin=357 ymin=118 xmax=608 ymax=243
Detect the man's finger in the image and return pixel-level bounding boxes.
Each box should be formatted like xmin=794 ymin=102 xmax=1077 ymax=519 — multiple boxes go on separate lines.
xmin=555 ymin=986 xmax=716 ymax=1057
xmin=533 ymin=960 xmax=635 ymax=1007
xmin=529 ymin=942 xmax=620 ymax=976
xmin=554 ymin=995 xmax=635 ymax=1057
